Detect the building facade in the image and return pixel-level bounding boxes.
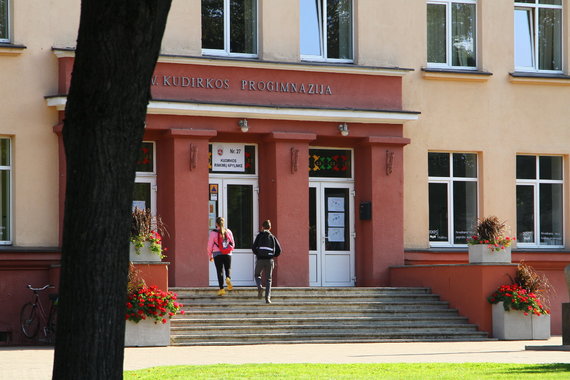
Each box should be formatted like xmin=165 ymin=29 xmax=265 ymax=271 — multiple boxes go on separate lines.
xmin=1 ymin=0 xmax=570 ymax=344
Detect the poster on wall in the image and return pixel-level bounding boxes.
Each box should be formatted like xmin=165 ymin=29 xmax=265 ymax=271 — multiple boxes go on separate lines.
xmin=328 ymin=212 xmax=345 ymax=227
xmin=327 ymin=197 xmax=344 ymax=212
xmin=212 ymin=143 xmax=246 ymax=172
xmin=208 ymin=201 xmax=217 ymax=230
xmin=328 ymin=227 xmax=345 ymax=242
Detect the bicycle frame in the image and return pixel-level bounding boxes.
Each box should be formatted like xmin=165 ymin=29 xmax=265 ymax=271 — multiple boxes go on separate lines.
xmin=20 ymin=284 xmax=57 ymax=343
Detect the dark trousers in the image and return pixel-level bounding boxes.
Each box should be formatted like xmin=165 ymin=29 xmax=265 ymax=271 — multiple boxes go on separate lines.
xmin=214 ymin=254 xmax=231 ymax=289
xmin=255 ymin=258 xmax=274 ymax=299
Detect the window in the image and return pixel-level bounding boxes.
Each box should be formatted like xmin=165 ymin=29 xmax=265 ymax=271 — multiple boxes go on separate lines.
xmin=428 ymin=152 xmax=478 ymax=246
xmin=0 ymin=0 xmax=9 ymax=42
xmin=309 ymin=148 xmax=352 ymax=179
xmin=133 ymin=142 xmax=157 ymax=214
xmin=427 ymin=0 xmax=477 ymax=69
xmin=300 ymin=0 xmax=353 ymax=62
xmin=0 ymin=138 xmax=11 ymax=244
xmin=515 ymin=0 xmax=562 ymax=72
xmin=516 ymin=155 xmax=563 ymax=247
xmin=201 ymin=0 xmax=258 ymax=57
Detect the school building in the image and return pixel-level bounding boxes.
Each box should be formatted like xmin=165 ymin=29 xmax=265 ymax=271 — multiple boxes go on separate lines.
xmin=1 ymin=0 xmax=570 ymax=344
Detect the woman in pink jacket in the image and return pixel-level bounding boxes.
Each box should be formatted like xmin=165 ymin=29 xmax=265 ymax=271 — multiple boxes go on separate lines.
xmin=207 ymin=217 xmax=235 ymax=296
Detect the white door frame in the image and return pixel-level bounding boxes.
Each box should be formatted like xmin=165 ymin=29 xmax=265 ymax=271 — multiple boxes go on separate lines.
xmin=309 ymin=180 xmax=355 ymax=287
xmin=208 ymin=176 xmax=259 ymax=286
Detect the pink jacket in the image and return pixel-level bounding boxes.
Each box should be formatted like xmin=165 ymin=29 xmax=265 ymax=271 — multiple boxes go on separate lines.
xmin=207 ymin=229 xmax=235 ymax=259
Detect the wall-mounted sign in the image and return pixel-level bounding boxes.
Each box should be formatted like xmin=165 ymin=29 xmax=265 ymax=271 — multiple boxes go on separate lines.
xmin=212 ymin=143 xmax=246 ymax=172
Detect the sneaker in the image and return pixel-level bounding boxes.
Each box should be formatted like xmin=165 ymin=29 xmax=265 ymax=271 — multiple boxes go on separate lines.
xmin=225 ymin=277 xmax=233 ymax=291
xmin=257 ymin=287 xmax=264 ymax=299
xmin=265 ymin=297 xmax=272 ymax=304
xmin=217 ymin=289 xmax=226 ymax=296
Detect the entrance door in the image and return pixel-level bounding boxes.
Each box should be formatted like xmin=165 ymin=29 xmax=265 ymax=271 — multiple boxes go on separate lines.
xmin=309 ymin=182 xmax=355 ymax=286
xmin=208 ymin=178 xmax=258 ymax=286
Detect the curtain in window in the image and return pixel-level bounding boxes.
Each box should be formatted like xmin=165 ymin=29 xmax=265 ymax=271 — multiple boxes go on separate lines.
xmin=0 ymin=0 xmax=7 ymax=40
xmin=427 ymin=4 xmax=446 ymax=64
xmin=452 ymin=3 xmax=476 ymax=67
xmin=538 ymin=7 xmax=562 ymax=70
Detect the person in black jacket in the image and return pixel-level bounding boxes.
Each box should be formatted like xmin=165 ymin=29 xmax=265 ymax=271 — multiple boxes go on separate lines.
xmin=252 ymin=219 xmax=282 ymax=304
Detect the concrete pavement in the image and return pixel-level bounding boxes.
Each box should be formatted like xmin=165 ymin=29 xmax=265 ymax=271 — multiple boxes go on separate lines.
xmin=1 ymin=337 xmax=569 ymax=380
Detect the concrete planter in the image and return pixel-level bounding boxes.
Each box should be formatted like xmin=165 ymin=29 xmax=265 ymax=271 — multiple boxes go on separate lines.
xmin=492 ymin=302 xmax=550 ymax=340
xmin=129 ymin=242 xmax=162 ymax=262
xmin=468 ymin=244 xmax=511 ymax=264
xmin=125 ymin=318 xmax=170 ymax=347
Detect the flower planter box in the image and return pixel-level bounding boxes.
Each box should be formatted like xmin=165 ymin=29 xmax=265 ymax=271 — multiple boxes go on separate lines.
xmin=492 ymin=302 xmax=550 ymax=340
xmin=468 ymin=244 xmax=511 ymax=264
xmin=129 ymin=242 xmax=161 ymax=262
xmin=125 ymin=318 xmax=170 ymax=347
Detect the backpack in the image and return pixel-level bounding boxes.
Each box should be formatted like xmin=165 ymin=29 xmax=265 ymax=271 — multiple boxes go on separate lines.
xmin=215 ymin=230 xmax=234 ymax=254
xmin=255 ymin=232 xmax=281 ymax=258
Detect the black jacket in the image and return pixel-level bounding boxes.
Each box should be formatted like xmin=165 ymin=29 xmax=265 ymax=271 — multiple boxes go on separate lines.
xmin=252 ymin=230 xmax=282 ymax=259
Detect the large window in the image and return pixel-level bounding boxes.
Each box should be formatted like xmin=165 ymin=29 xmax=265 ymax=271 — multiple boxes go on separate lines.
xmin=516 ymin=155 xmax=563 ymax=247
xmin=0 ymin=0 xmax=9 ymax=42
xmin=515 ymin=0 xmax=562 ymax=72
xmin=427 ymin=0 xmax=477 ymax=69
xmin=300 ymin=0 xmax=353 ymax=62
xmin=0 ymin=138 xmax=11 ymax=244
xmin=429 ymin=152 xmax=478 ymax=246
xmin=202 ymin=0 xmax=258 ymax=57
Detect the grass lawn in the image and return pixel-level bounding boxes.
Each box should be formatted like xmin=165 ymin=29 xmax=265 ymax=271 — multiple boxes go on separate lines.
xmin=124 ymin=363 xmax=570 ymax=379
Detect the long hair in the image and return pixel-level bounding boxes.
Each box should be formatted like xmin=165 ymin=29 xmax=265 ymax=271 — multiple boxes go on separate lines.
xmin=216 ymin=217 xmax=226 ymax=238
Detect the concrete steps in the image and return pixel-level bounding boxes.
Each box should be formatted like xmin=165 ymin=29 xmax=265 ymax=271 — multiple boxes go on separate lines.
xmin=169 ymin=287 xmax=490 ymax=346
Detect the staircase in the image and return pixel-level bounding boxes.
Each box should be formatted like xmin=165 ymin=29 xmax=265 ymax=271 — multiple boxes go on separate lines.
xmin=169 ymin=287 xmax=490 ymax=346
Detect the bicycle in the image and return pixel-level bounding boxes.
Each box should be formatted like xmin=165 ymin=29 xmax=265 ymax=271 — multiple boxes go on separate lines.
xmin=20 ymin=284 xmax=58 ymax=344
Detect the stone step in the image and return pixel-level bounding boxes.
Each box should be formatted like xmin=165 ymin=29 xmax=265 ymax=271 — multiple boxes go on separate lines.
xmin=169 ymin=286 xmax=492 ymax=345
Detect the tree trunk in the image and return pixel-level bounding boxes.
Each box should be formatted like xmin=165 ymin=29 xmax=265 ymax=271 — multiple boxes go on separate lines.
xmin=52 ymin=2 xmax=171 ymax=379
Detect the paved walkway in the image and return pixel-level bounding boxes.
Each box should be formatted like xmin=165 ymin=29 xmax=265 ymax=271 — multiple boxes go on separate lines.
xmin=1 ymin=337 xmax=569 ymax=379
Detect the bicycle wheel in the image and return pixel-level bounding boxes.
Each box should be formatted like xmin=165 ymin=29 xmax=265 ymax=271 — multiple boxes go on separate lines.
xmin=46 ymin=304 xmax=57 ymax=344
xmin=20 ymin=302 xmax=40 ymax=338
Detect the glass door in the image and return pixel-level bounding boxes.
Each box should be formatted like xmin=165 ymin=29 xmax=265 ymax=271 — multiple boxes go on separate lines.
xmin=309 ymin=182 xmax=355 ymax=286
xmin=208 ymin=178 xmax=258 ymax=286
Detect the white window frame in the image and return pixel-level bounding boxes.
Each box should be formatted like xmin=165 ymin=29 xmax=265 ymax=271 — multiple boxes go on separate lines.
xmin=300 ymin=0 xmax=354 ymax=63
xmin=428 ymin=152 xmax=479 ymax=247
xmin=514 ymin=0 xmax=563 ymax=73
xmin=0 ymin=137 xmax=12 ymax=245
xmin=201 ymin=0 xmax=258 ymax=59
xmin=516 ymin=155 xmax=564 ymax=249
xmin=427 ymin=0 xmax=478 ymax=70
xmin=0 ymin=0 xmax=11 ymax=43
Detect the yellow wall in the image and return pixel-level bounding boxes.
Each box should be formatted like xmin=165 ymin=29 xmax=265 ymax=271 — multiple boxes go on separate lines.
xmin=3 ymin=0 xmax=570 ymax=248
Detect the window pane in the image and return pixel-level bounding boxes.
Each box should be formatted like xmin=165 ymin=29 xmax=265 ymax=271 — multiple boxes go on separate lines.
xmin=227 ymin=184 xmax=253 ymax=249
xmin=325 ymin=188 xmax=349 ymax=251
xmin=539 ymin=156 xmax=563 ymax=180
xmin=309 ymin=187 xmax=317 ymax=251
xmin=453 ymin=181 xmax=477 ymax=244
xmin=135 ymin=142 xmax=154 ymax=173
xmin=451 ymin=3 xmax=476 ymax=67
xmin=540 ymin=0 xmax=562 ymax=5
xmin=202 ymin=0 xmax=225 ymax=50
xmin=515 ymin=8 xmax=534 ymax=68
xmin=517 ymin=155 xmax=536 ymax=179
xmin=539 ymin=183 xmax=563 ymax=245
xmin=0 ymin=138 xmax=9 ymax=166
xmin=0 ymin=169 xmax=9 ymax=241
xmin=309 ymin=149 xmax=351 ymax=178
xmin=538 ymin=8 xmax=562 ymax=71
xmin=453 ymin=153 xmax=477 ymax=178
xmin=429 ymin=183 xmax=448 ymax=242
xmin=326 ymin=0 xmax=352 ymax=59
xmin=300 ymin=0 xmax=323 ymax=56
xmin=428 ymin=152 xmax=450 ymax=177
xmin=517 ymin=185 xmax=535 ymax=243
xmin=230 ymin=0 xmax=257 ymax=54
xmin=427 ymin=4 xmax=447 ymax=64
xmin=133 ymin=183 xmax=151 ymax=211
xmin=0 ymin=0 xmax=7 ymax=41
